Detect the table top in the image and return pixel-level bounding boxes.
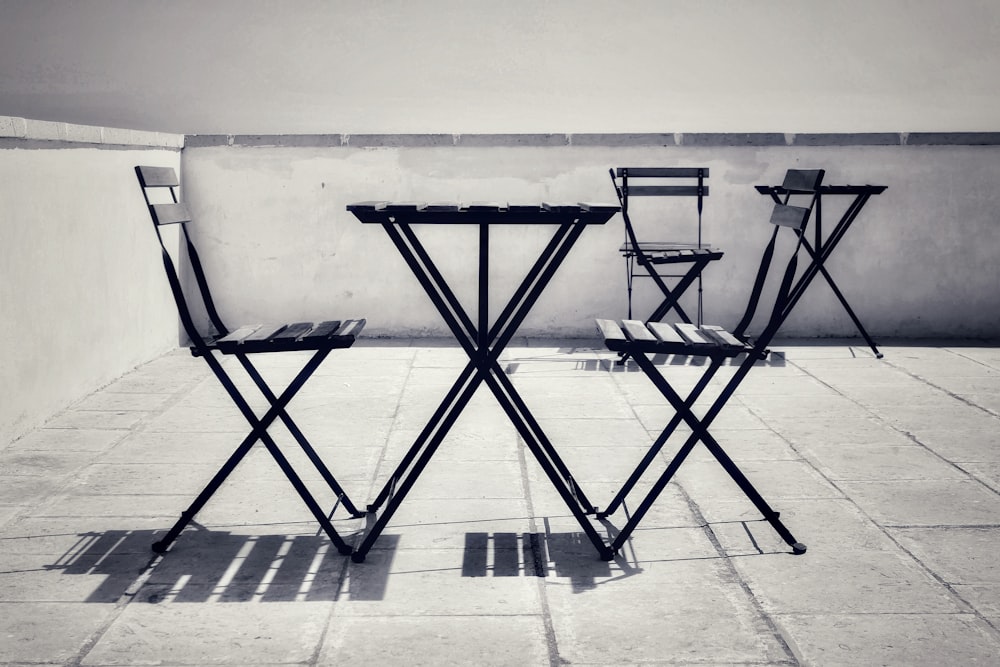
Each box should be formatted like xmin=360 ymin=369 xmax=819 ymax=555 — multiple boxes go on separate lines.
xmin=754 ymin=184 xmax=888 ymax=195
xmin=347 ymin=201 xmax=620 ymax=225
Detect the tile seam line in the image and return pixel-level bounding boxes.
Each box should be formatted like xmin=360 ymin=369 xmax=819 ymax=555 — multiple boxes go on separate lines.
xmin=512 ymin=387 xmax=563 ymax=667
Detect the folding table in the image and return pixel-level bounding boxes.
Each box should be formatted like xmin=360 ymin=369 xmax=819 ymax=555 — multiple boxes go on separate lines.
xmin=347 ymin=202 xmax=619 ymax=562
xmin=755 ymin=179 xmax=887 ymax=358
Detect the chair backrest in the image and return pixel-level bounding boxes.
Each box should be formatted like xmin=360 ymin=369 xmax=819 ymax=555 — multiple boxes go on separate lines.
xmin=135 ymin=166 xmax=228 ymax=350
xmin=608 ymin=167 xmax=709 ymax=251
xmin=733 ymin=168 xmax=825 ymax=341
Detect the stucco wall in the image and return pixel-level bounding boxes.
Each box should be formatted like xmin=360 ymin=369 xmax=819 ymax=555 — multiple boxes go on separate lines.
xmin=0 ymin=117 xmax=183 ymax=445
xmin=180 ymin=135 xmax=1000 ymax=341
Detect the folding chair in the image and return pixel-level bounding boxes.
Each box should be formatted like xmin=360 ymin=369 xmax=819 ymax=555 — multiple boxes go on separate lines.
xmin=609 ymin=167 xmax=723 ymax=327
xmin=135 ymin=166 xmax=366 ymax=556
xmin=594 ymin=169 xmax=827 ymax=557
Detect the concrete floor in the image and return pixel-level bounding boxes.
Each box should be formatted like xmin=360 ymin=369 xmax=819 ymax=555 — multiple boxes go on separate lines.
xmin=2 ymin=338 xmax=999 ymax=666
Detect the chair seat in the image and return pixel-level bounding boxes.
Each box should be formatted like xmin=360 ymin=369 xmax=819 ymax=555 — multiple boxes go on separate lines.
xmin=596 ymin=319 xmax=750 ymax=358
xmin=619 ymin=242 xmax=724 ymax=264
xmin=212 ymin=319 xmax=366 ymax=354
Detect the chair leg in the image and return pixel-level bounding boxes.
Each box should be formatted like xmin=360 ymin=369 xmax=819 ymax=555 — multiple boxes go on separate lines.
xmin=235 ymin=354 xmax=365 ymax=517
xmin=610 ymin=351 xmax=806 ymax=555
xmin=152 ymin=349 xmax=355 ymax=556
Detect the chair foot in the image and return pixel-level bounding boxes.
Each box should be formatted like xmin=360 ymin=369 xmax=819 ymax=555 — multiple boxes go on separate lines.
xmin=351 ymin=552 xmax=367 ymax=563
xmin=151 ymin=540 xmax=169 ymax=554
xmin=875 ymin=352 xmax=884 ymax=359
xmin=792 ymin=542 xmax=807 ymax=555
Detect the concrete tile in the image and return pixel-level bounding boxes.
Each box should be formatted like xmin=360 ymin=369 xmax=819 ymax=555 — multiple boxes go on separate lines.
xmin=4 ymin=428 xmax=124 ymax=452
xmin=320 ymin=615 xmax=549 ymax=666
xmin=545 ymin=566 xmax=791 ymax=664
xmin=952 ymin=584 xmax=1000 ymax=621
xmin=45 ymin=410 xmax=145 ymax=430
xmin=144 ymin=404 xmax=248 ymax=433
xmin=0 ymin=475 xmax=66 ymax=505
xmin=800 ymin=443 xmax=967 ymax=481
xmin=73 ymin=392 xmax=175 ymax=412
xmin=69 ymin=463 xmax=220 ymax=496
xmin=776 ymin=613 xmax=1000 ymax=666
xmin=704 ymin=498 xmax=897 ymax=554
xmin=890 ymin=527 xmax=1000 ymax=583
xmin=392 ymin=459 xmax=527 ymax=500
xmin=0 ymin=449 xmax=97 ymax=477
xmin=30 ymin=493 xmax=193 ymax=519
xmin=702 ymin=428 xmax=802 ymax=461
xmin=338 ymin=548 xmax=543 ymax=615
xmin=769 ymin=415 xmax=917 ymax=447
xmin=837 ymin=480 xmax=1000 ymax=526
xmin=0 ymin=518 xmax=167 ymax=555
xmin=963 ymin=462 xmax=1000 ymax=492
xmin=0 ymin=552 xmax=149 ymax=603
xmin=81 ymin=598 xmax=332 ymax=665
xmin=98 ymin=430 xmax=241 ymax=463
xmin=633 ymin=403 xmax=768 ymax=431
xmin=0 ymin=602 xmax=116 ymax=664
xmin=732 ymin=550 xmax=963 ymax=614
xmin=872 ymin=404 xmax=998 ymax=432
xmin=143 ymin=532 xmax=348 ymax=602
xmin=678 ymin=459 xmax=842 ymax=503
xmin=530 ymin=416 xmax=652 ymax=448
xmin=914 ymin=428 xmax=1000 ymax=462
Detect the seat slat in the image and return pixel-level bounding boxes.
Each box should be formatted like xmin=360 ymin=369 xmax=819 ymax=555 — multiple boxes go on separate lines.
xmin=647 ymin=322 xmax=686 ymax=345
xmin=701 ymin=325 xmax=747 ymax=349
xmin=622 ymin=320 xmax=657 ymax=343
xmin=216 ymin=325 xmax=263 ymax=345
xmin=269 ymin=322 xmax=315 ymax=342
xmin=596 ymin=319 xmax=628 ymax=348
xmin=298 ymin=320 xmax=343 ymax=343
xmin=242 ymin=323 xmax=287 ymax=342
xmin=332 ymin=318 xmax=366 ymax=341
xmin=674 ymin=323 xmax=715 ymax=346
xmin=150 ymin=202 xmax=192 ymax=225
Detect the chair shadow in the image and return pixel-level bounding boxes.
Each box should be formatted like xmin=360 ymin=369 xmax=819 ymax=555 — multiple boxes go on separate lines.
xmin=43 ymin=519 xmax=783 ymax=601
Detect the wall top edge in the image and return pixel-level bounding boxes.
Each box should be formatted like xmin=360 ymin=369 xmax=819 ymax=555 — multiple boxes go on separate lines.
xmin=0 ymin=116 xmax=183 ymax=149
xmin=184 ymin=132 xmax=1000 ymax=148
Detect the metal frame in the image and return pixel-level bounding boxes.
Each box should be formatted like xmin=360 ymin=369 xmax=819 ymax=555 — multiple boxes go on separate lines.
xmin=756 ymin=182 xmax=888 ymax=358
xmin=136 ymin=166 xmax=364 ymax=556
xmin=348 ymin=203 xmax=619 ymax=562
xmin=595 ymin=170 xmax=831 ymax=556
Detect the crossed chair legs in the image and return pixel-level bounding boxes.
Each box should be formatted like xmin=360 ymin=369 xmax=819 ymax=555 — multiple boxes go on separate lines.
xmin=603 ymin=348 xmax=807 ymax=557
xmin=152 ymin=349 xmax=364 ymax=556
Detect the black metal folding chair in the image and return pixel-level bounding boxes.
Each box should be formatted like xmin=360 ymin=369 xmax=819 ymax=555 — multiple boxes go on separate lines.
xmin=594 ymin=169 xmax=827 ymax=557
xmin=609 ymin=167 xmax=723 ymax=326
xmin=135 ymin=166 xmax=366 ymax=556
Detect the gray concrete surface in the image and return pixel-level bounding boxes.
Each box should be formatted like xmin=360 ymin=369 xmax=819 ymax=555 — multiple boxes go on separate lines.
xmin=2 ymin=339 xmax=999 ymax=665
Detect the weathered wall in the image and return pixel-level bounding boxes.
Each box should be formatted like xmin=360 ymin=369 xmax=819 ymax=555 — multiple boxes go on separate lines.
xmin=0 ymin=117 xmax=183 ymax=445
xmin=180 ymin=134 xmax=1000 ymax=341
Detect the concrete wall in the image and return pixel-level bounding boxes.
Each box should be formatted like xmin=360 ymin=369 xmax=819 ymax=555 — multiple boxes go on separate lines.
xmin=181 ymin=134 xmax=1000 ymax=341
xmin=0 ymin=117 xmax=183 ymax=445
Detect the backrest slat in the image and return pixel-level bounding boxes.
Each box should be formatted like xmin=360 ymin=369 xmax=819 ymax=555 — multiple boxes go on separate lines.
xmin=136 ymin=165 xmax=180 ymax=188
xmin=624 ymin=185 xmax=710 ymax=197
xmin=618 ymin=167 xmax=709 ymax=178
xmin=781 ymin=169 xmax=824 ymax=193
xmin=150 ymin=202 xmax=193 ymax=226
xmin=769 ymin=204 xmax=811 ymax=230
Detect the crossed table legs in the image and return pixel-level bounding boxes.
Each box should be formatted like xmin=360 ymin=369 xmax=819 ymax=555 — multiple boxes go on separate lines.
xmin=350 ymin=209 xmax=615 ymax=562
